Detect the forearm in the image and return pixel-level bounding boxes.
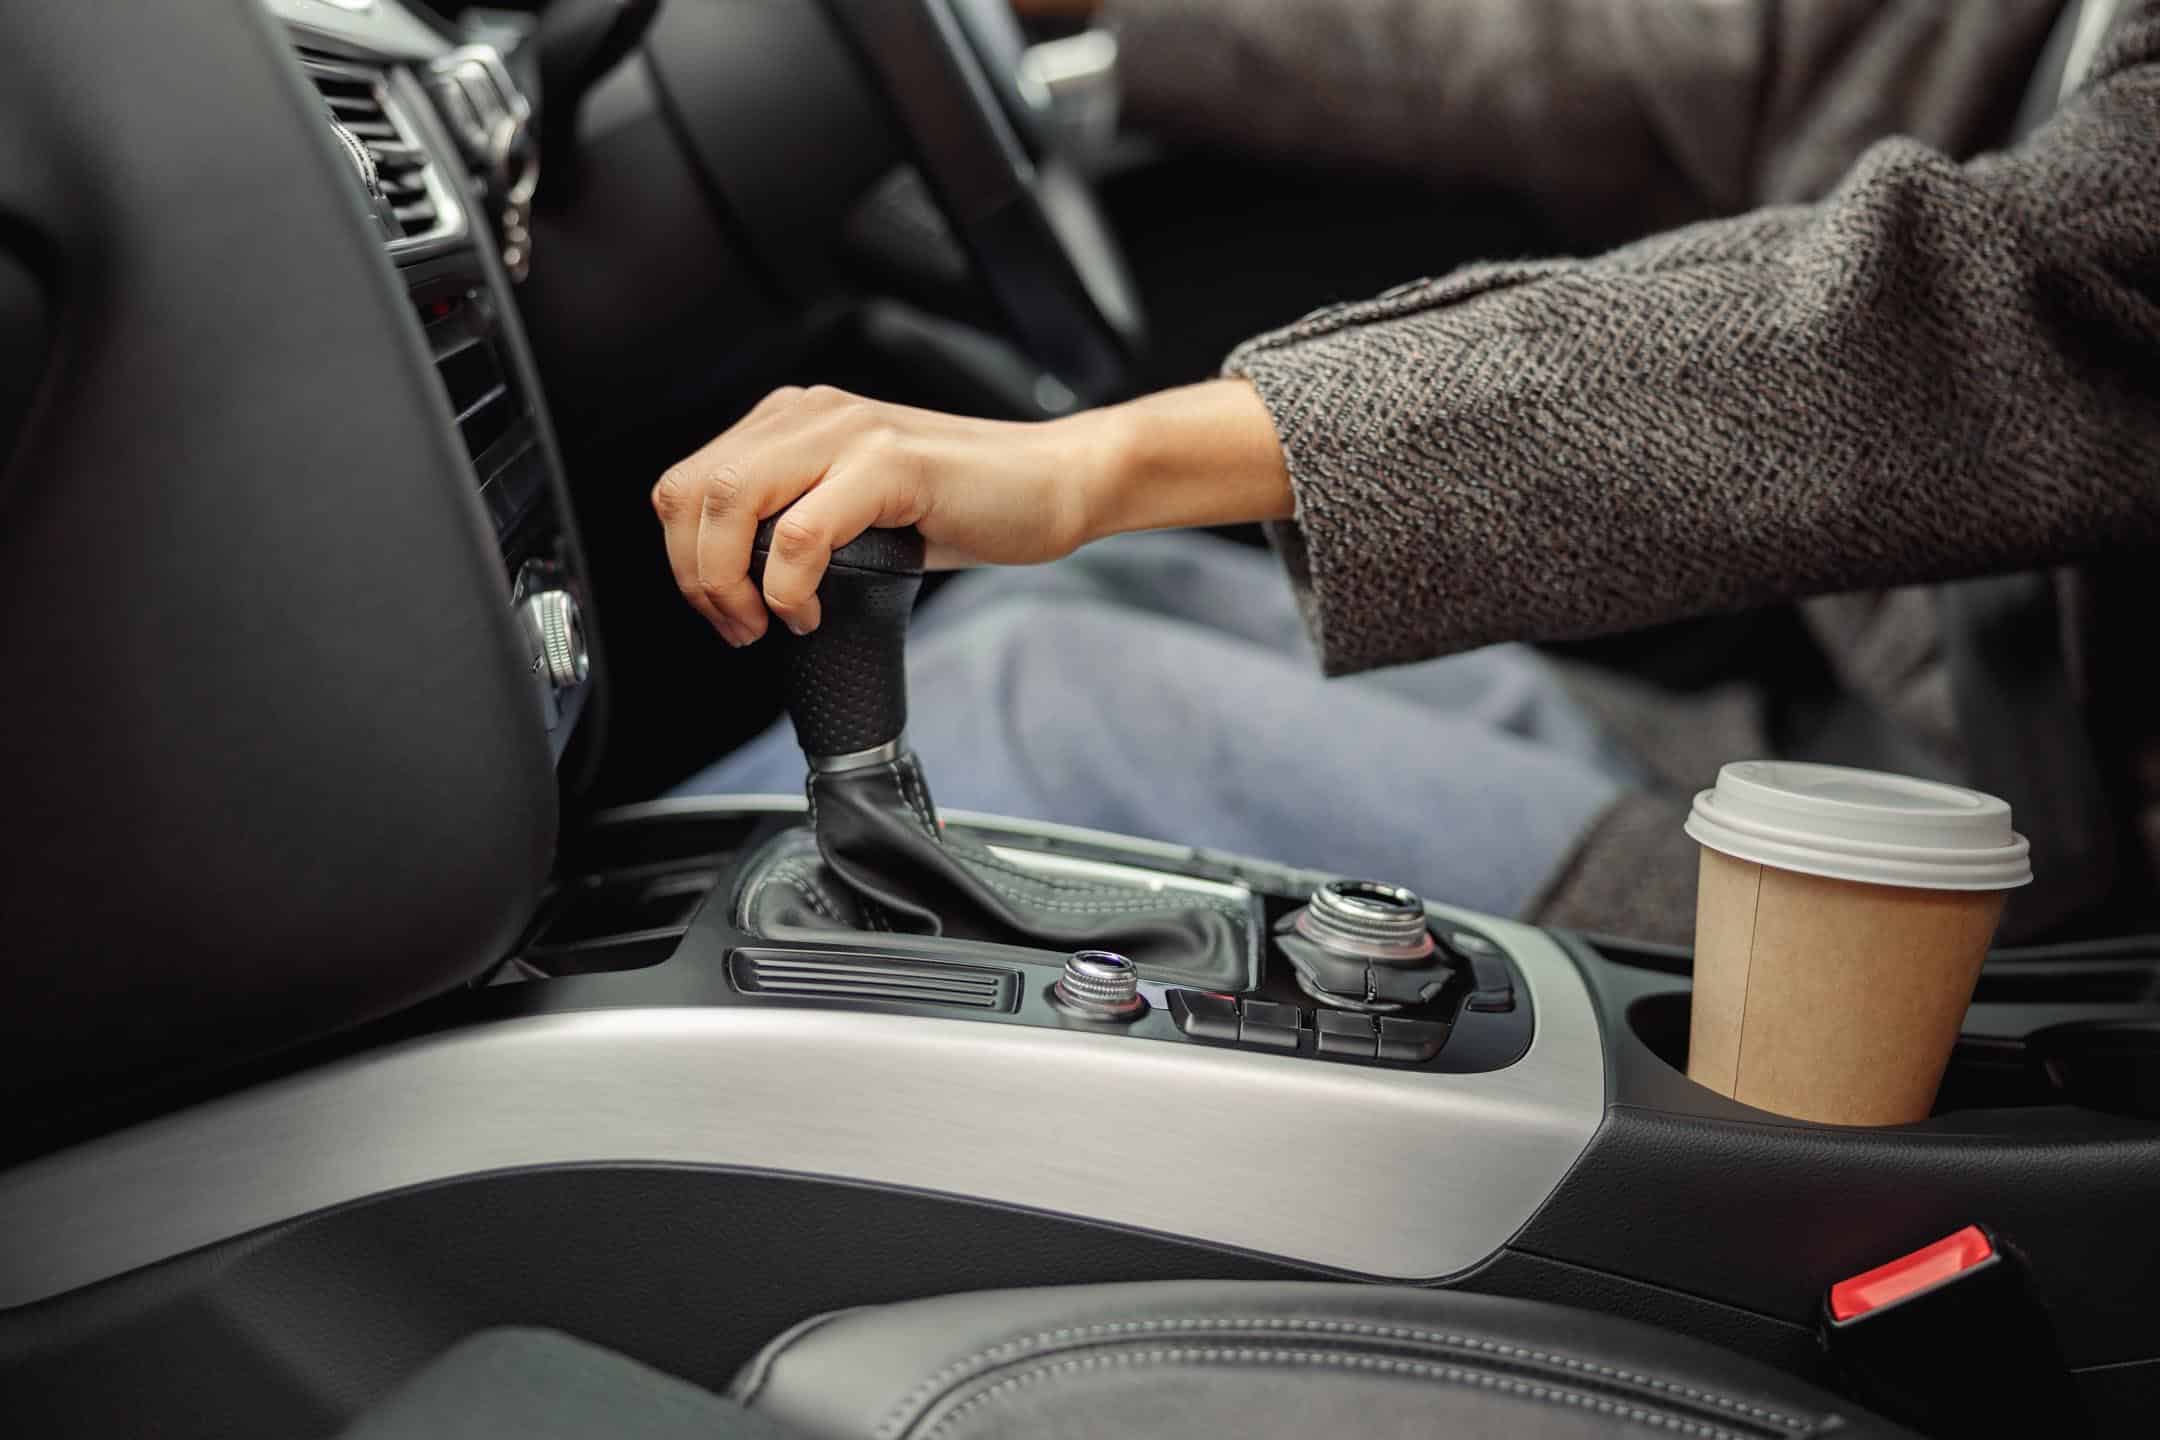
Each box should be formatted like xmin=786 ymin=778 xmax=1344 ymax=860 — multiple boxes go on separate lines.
xmin=1103 ymin=0 xmax=2063 ymax=240
xmin=1071 ymin=381 xmax=1294 ymax=542
xmin=1221 ymin=27 xmax=2160 ymax=676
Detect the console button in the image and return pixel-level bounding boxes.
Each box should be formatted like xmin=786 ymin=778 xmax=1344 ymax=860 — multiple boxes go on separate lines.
xmin=1376 ymin=1017 xmax=1451 ymax=1064
xmin=1313 ymin=1009 xmax=1378 ymax=1059
xmin=1169 ymin=990 xmax=1241 ymax=1043
xmin=1239 ymin=999 xmax=1305 ymax=1052
xmin=1466 ymin=982 xmax=1516 ymax=1013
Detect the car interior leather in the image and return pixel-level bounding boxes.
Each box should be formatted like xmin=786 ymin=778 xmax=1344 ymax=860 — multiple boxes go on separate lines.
xmin=735 ymin=753 xmax=1253 ymax=988
xmin=338 ymin=1329 xmax=798 ymax=1440
xmin=735 ymin=1281 xmax=1921 ymax=1440
xmin=340 ymin=1283 xmax=1920 ymax=1440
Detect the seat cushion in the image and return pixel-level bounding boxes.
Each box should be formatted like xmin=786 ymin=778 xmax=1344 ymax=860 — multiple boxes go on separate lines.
xmin=340 ymin=1329 xmax=799 ymax=1440
xmin=733 ymin=1281 xmax=1916 ymax=1440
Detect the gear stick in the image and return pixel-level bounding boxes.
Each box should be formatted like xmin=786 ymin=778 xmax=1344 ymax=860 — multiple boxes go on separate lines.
xmin=752 ymin=519 xmax=924 ymax=766
xmin=742 ymin=520 xmax=1249 ymax=989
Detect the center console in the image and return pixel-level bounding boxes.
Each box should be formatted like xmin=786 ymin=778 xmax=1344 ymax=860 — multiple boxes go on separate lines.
xmin=10 ymin=499 xmax=2160 ymax=1436
xmin=6 ymin=772 xmax=2160 ymax=1434
xmin=484 ymin=792 xmax=1599 ymax=1284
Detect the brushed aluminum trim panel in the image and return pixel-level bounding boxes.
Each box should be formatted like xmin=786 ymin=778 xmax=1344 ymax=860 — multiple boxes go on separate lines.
xmin=0 ymin=911 xmax=1599 ymax=1308
xmin=981 ymin=844 xmax=1252 ymax=903
xmin=600 ymin=794 xmax=1219 ymax=866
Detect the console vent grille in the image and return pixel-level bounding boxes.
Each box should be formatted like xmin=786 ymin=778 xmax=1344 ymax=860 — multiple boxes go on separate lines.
xmin=730 ymin=951 xmax=1020 ymax=1012
xmin=299 ymin=54 xmax=460 ymax=254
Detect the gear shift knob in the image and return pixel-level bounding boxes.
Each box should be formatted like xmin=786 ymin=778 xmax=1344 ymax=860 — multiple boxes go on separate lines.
xmin=750 ymin=519 xmax=927 ymax=762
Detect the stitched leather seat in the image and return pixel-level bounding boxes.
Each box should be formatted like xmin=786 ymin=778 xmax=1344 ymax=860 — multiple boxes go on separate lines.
xmin=732 ymin=1281 xmax=1916 ymax=1440
xmin=339 ymin=1284 xmax=1918 ymax=1439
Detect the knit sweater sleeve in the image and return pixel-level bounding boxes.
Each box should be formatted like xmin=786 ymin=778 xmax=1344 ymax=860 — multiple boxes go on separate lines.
xmin=1223 ymin=5 xmax=2160 ymax=678
xmin=1101 ymin=0 xmax=2065 ymax=240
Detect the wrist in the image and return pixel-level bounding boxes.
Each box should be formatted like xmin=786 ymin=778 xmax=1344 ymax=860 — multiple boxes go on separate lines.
xmin=1067 ymin=380 xmax=1294 ymax=546
xmin=1059 ymin=400 xmax=1147 ymax=548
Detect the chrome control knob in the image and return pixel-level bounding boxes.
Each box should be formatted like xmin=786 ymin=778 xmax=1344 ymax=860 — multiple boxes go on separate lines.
xmin=1054 ymin=950 xmax=1145 ymax=1021
xmin=523 ymin=588 xmax=589 ymax=689
xmin=1279 ymin=879 xmax=1449 ymax=1012
xmin=1297 ymin=880 xmax=1436 ymax=965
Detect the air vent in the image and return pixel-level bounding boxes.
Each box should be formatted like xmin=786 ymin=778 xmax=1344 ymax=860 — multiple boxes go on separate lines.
xmin=730 ymin=950 xmax=1020 ymax=1012
xmin=299 ymin=54 xmax=461 ymax=255
xmin=414 ymin=290 xmax=542 ymax=531
xmin=420 ymin=297 xmax=516 ymax=461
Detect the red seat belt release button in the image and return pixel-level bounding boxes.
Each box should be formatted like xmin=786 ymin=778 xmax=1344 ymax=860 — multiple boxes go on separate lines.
xmin=1829 ymin=1224 xmax=1995 ymax=1322
xmin=1818 ymin=1224 xmax=2091 ymax=1437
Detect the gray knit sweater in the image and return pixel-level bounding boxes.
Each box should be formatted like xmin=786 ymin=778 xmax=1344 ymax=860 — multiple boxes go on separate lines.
xmin=1104 ymin=0 xmax=2160 ymax=938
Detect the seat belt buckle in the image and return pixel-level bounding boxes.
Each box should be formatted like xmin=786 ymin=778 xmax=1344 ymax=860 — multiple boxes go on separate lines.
xmin=1819 ymin=1223 xmax=2091 ymax=1438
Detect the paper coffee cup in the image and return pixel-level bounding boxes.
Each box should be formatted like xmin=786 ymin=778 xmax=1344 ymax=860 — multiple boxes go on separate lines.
xmin=1683 ymin=762 xmax=2032 ymax=1126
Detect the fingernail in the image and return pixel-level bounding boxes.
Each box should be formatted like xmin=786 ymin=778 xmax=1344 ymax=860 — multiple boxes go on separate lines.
xmin=783 ymin=617 xmax=811 ymax=637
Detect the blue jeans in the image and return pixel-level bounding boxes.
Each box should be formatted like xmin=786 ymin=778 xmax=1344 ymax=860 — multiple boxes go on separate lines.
xmin=681 ymin=532 xmax=1634 ymax=918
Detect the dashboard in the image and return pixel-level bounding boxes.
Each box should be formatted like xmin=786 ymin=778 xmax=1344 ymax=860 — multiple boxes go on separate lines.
xmin=274 ymin=0 xmax=596 ymax=763
xmin=0 ymin=0 xmax=571 ymax=1137
xmin=0 ymin=0 xmax=1134 ymax=1141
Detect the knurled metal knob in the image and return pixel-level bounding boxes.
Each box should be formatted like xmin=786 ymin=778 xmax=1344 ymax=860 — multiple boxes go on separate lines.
xmin=525 ymin=588 xmax=589 ymax=689
xmin=1296 ymin=879 xmax=1436 ymax=965
xmin=1054 ymin=950 xmax=1145 ymax=1021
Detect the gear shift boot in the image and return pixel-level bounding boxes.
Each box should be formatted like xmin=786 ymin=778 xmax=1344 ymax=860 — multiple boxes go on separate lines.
xmin=737 ymin=750 xmax=1253 ymax=988
xmin=735 ymin=520 xmax=1253 ymax=988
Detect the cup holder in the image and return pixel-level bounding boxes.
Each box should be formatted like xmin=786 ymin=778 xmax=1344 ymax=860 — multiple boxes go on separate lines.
xmin=1626 ymin=992 xmax=1692 ymax=1074
xmin=2028 ymin=1021 xmax=2160 ymax=1119
xmin=1623 ymin=985 xmax=2160 ymax=1121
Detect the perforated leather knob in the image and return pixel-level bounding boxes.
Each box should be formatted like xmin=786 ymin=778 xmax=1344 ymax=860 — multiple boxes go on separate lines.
xmin=751 ymin=520 xmax=926 ymax=759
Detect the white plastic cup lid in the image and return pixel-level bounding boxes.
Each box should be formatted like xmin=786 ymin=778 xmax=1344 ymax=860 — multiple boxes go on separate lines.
xmin=1684 ymin=761 xmax=2032 ymax=892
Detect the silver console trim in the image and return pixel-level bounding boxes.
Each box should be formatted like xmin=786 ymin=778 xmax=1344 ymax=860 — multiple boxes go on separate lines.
xmin=0 ymin=822 xmax=1605 ymax=1308
xmin=981 ymin=844 xmax=1252 ymax=904
xmin=599 ymin=794 xmax=1212 ymax=866
xmin=811 ymin=738 xmax=906 ymax=775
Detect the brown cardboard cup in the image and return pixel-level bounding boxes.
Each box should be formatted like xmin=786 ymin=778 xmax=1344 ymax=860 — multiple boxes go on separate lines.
xmin=1683 ymin=763 xmax=2032 ymax=1127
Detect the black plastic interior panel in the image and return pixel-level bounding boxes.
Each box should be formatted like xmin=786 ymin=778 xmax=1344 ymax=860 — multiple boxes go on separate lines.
xmin=521 ymin=54 xmax=789 ymax=436
xmin=0 ymin=234 xmax=52 ymax=467
xmin=0 ymin=1163 xmax=1861 ymax=1440
xmin=813 ymin=0 xmax=1133 ymax=399
xmin=1520 ymin=933 xmax=2160 ymax=1378
xmin=643 ymin=0 xmax=902 ymax=307
xmin=0 ymin=0 xmax=556 ymax=1144
xmin=0 ymin=1167 xmax=1301 ymax=1440
xmin=7 ymin=1160 xmax=2137 ymax=1437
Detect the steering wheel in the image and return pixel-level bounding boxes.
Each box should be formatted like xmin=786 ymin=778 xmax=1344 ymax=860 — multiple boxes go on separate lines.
xmin=815 ymin=0 xmax=1145 ymax=404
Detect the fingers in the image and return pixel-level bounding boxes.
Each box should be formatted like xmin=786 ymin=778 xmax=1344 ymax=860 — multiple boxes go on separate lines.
xmin=656 ymin=450 xmax=773 ymax=647
xmin=655 ymin=386 xmax=918 ymax=642
xmin=655 ymin=387 xmax=807 ymax=645
xmin=757 ymin=456 xmax=908 ymax=635
xmin=651 ymin=462 xmax=730 ymax=636
xmin=690 ymin=462 xmax=770 ymax=644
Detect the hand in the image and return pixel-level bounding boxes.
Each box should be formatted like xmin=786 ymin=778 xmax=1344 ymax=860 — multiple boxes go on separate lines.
xmin=655 ymin=380 xmax=1293 ymax=644
xmin=655 ymin=387 xmax=1093 ymax=644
